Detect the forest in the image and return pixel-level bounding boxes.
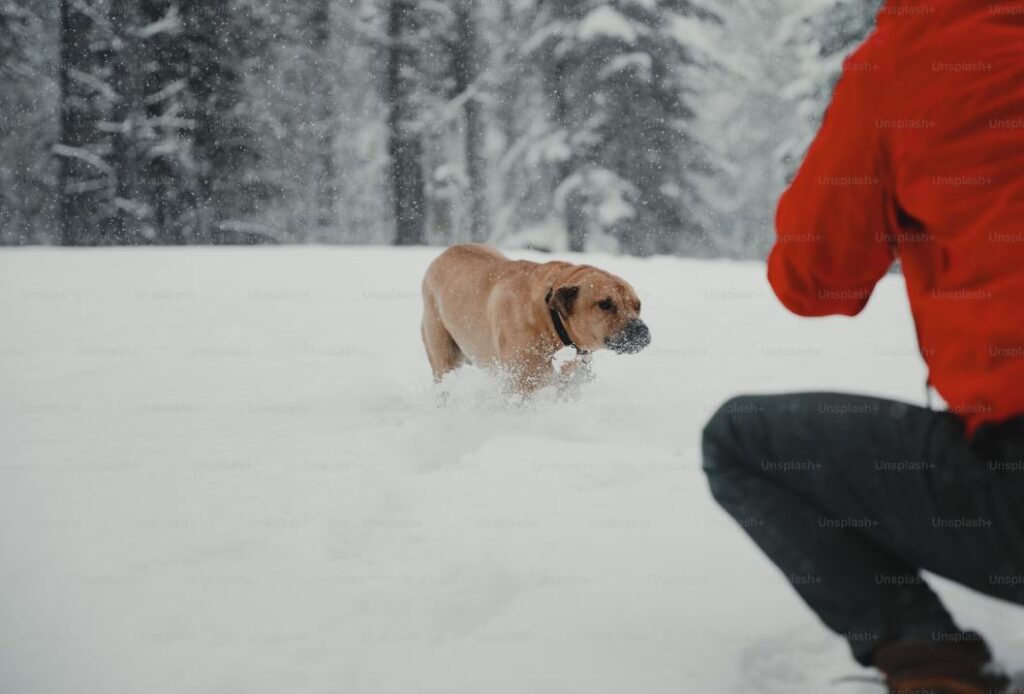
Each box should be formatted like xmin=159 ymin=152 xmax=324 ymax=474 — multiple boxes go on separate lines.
xmin=0 ymin=0 xmax=882 ymax=256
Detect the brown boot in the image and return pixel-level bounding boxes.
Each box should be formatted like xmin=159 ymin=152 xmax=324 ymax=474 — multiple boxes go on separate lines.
xmin=874 ymin=631 xmax=1011 ymax=694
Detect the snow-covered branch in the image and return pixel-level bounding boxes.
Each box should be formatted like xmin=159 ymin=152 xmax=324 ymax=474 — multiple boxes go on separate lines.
xmin=144 ymin=79 xmax=187 ymax=107
xmin=67 ymin=68 xmax=118 ymax=102
xmin=136 ymin=5 xmax=181 ymax=38
xmin=52 ymin=144 xmax=114 ymax=176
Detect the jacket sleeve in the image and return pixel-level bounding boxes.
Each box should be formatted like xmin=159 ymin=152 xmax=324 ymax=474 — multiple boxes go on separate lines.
xmin=768 ymin=41 xmax=896 ymax=317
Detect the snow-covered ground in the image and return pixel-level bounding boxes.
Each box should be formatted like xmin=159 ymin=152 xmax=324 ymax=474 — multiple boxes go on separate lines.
xmin=1 ymin=247 xmax=1021 ymax=694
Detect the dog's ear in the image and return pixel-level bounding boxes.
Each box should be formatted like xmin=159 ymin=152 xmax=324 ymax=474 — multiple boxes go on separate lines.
xmin=548 ymin=285 xmax=580 ymax=316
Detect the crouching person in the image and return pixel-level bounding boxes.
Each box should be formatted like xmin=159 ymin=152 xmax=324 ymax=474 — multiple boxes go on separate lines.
xmin=702 ymin=3 xmax=1024 ymax=693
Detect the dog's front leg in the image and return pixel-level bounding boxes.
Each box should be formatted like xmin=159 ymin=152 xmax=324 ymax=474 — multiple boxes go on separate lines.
xmin=558 ymin=358 xmax=583 ymax=378
xmin=501 ymin=355 xmax=556 ymax=397
xmin=556 ymin=355 xmax=594 ymax=395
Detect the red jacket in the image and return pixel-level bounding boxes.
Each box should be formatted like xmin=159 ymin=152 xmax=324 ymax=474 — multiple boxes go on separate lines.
xmin=769 ymin=1 xmax=1024 ymax=436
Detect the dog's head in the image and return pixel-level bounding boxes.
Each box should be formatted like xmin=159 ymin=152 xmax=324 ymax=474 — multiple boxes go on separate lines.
xmin=547 ymin=265 xmax=650 ymax=355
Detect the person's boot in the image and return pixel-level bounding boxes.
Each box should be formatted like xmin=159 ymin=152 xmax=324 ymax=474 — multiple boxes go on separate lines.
xmin=874 ymin=631 xmax=1012 ymax=694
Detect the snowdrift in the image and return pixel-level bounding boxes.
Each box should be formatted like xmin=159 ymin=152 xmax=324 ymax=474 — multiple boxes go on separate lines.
xmin=1 ymin=246 xmax=1020 ymax=693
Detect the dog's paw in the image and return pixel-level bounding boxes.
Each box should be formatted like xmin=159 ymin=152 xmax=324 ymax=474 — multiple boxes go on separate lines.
xmin=554 ymin=360 xmax=595 ymax=401
xmin=558 ymin=360 xmax=581 ymax=377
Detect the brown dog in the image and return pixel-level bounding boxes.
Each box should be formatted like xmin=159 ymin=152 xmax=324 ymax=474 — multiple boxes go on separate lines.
xmin=421 ymin=244 xmax=650 ymax=391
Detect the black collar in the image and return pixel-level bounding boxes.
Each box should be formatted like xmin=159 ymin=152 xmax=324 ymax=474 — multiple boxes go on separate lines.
xmin=545 ymin=288 xmax=587 ymax=356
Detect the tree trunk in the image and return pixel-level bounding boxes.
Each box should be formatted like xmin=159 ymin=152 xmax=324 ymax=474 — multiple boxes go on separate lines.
xmin=312 ymin=0 xmax=337 ymax=229
xmin=452 ymin=0 xmax=488 ymax=242
xmin=388 ymin=0 xmax=425 ymax=246
xmin=565 ymin=190 xmax=587 ymax=253
xmin=180 ymin=0 xmax=259 ymax=241
xmin=109 ymin=0 xmax=146 ymax=243
xmin=140 ymin=0 xmax=188 ymax=245
xmin=182 ymin=2 xmax=216 ymax=239
xmin=551 ymin=57 xmax=586 ymax=253
xmin=58 ymin=0 xmax=94 ymax=246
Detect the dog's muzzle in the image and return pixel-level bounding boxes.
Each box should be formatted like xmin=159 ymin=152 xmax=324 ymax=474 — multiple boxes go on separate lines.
xmin=606 ymin=318 xmax=651 ymax=354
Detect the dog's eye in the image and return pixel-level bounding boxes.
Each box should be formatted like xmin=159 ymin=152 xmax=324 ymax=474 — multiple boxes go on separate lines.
xmin=635 ymin=301 xmax=641 ymax=312
xmin=598 ymin=298 xmax=615 ymax=311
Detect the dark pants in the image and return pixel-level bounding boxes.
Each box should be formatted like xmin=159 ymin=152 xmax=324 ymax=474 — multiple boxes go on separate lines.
xmin=701 ymin=392 xmax=1024 ymax=665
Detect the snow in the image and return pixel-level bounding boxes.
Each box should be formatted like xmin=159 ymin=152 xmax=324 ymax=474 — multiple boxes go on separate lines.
xmin=1 ymin=246 xmax=1022 ymax=694
xmin=598 ymin=52 xmax=654 ymax=82
xmin=554 ymin=167 xmax=637 ymax=233
xmin=665 ymin=12 xmax=727 ymax=66
xmin=502 ymin=218 xmax=568 ymax=252
xmin=578 ymin=6 xmax=640 ymax=44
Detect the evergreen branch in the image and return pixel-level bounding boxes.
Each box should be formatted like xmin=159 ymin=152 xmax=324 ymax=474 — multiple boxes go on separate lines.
xmin=67 ymin=68 xmax=118 ymax=102
xmin=52 ymin=144 xmax=114 ymax=176
xmin=69 ymin=0 xmax=112 ymax=34
xmin=135 ymin=5 xmax=180 ymax=38
xmin=63 ymin=178 xmax=111 ymax=195
xmin=143 ymin=78 xmax=188 ymax=106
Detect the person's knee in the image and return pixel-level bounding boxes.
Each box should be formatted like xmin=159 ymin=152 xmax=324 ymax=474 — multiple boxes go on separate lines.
xmin=702 ymin=395 xmax=761 ymax=480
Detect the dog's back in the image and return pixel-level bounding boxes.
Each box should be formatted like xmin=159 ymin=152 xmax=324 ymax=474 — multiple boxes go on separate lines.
xmin=421 ymin=245 xmax=512 ymax=380
xmin=425 ymin=241 xmax=503 ymax=280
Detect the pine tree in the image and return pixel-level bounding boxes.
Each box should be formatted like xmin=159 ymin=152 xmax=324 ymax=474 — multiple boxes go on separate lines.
xmin=449 ymin=0 xmax=489 ymax=242
xmin=0 ymin=1 xmax=29 ymax=71
xmin=138 ymin=0 xmax=193 ymax=244
xmin=778 ymin=0 xmax=884 ymax=181
xmin=311 ymin=0 xmax=337 ymax=229
xmin=695 ymin=0 xmax=794 ymax=258
xmin=532 ymin=0 xmax=719 ymax=255
xmin=7 ymin=0 xmax=889 ymax=255
xmin=181 ymin=0 xmax=263 ymax=241
xmin=1 ymin=0 xmax=59 ymax=244
xmin=108 ymin=0 xmax=149 ymax=242
xmin=57 ymin=0 xmax=108 ymax=245
xmin=56 ymin=0 xmax=194 ymax=244
xmin=388 ymin=0 xmax=427 ymax=246
xmin=480 ymin=0 xmax=562 ymax=247
xmin=333 ymin=0 xmax=391 ymax=244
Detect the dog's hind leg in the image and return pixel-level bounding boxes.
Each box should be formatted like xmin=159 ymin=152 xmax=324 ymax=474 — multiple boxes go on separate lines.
xmin=421 ymin=293 xmax=464 ymax=382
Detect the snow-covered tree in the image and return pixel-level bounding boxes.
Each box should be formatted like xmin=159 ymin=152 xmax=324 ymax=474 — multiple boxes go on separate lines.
xmin=181 ymin=0 xmax=266 ymax=241
xmin=448 ymin=0 xmax=488 ymax=242
xmin=54 ymin=0 xmax=122 ymax=244
xmin=526 ymin=0 xmax=720 ymax=255
xmin=776 ymin=0 xmax=884 ymax=182
xmin=1 ymin=0 xmax=59 ymax=245
xmin=52 ymin=0 xmax=268 ymax=244
xmin=3 ymin=0 xmax=886 ymax=257
xmin=697 ymin=0 xmax=882 ymax=258
xmin=387 ymin=0 xmax=429 ymax=246
xmin=55 ymin=0 xmax=188 ymax=244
